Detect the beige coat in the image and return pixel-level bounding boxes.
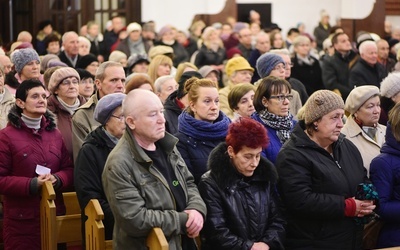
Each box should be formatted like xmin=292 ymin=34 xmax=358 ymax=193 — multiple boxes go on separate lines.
xmin=0 ymin=88 xmax=15 ymax=129
xmin=342 ymin=115 xmax=386 ymax=173
xmin=218 ymin=83 xmax=234 ymax=119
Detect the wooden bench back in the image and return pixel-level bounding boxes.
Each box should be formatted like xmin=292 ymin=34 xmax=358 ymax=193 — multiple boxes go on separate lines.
xmin=85 ymin=198 xmax=169 ymax=250
xmin=40 ymin=181 xmax=82 ymax=250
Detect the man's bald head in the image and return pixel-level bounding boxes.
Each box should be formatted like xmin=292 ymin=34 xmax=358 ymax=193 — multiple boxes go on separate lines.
xmin=123 ymin=89 xmax=162 ymax=118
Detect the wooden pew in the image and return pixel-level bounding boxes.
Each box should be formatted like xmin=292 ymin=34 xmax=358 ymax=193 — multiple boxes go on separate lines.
xmin=85 ymin=198 xmax=169 ymax=250
xmin=85 ymin=199 xmax=112 ymax=250
xmin=40 ymin=181 xmax=82 ymax=250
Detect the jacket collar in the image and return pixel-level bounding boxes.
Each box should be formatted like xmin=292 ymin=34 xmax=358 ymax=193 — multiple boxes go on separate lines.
xmin=343 ymin=116 xmax=381 ymax=147
xmin=124 ymin=127 xmax=178 ymax=166
xmin=7 ymin=105 xmax=57 ymax=131
xmin=76 ymin=91 xmax=99 ymax=111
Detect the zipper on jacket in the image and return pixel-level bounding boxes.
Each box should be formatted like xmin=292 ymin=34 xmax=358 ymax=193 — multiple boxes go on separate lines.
xmin=335 ymin=160 xmax=342 ymax=169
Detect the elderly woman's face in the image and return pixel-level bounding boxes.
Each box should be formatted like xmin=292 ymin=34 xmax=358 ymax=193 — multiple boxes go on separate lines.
xmin=21 ymin=60 xmax=41 ymax=80
xmin=228 ymin=145 xmax=262 ymax=177
xmin=314 ymin=108 xmax=344 ymax=144
xmin=55 ymin=77 xmax=79 ymax=102
xmin=235 ymin=90 xmax=255 ymax=118
xmin=354 ymin=96 xmax=381 ymax=127
xmin=105 ymin=106 xmax=126 ymax=139
xmin=263 ymin=86 xmax=291 ymax=117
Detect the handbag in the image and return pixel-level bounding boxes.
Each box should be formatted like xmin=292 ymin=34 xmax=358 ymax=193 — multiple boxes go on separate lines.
xmin=363 ymin=218 xmax=384 ymax=250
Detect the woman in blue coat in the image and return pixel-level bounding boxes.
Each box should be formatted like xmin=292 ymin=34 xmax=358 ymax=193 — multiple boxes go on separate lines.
xmin=370 ymin=102 xmax=400 ymax=248
xmin=252 ymin=76 xmax=296 ymax=164
xmin=175 ymin=78 xmax=230 ymax=184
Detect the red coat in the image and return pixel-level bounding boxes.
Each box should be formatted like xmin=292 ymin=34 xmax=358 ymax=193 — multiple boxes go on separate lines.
xmin=0 ymin=107 xmax=74 ymax=250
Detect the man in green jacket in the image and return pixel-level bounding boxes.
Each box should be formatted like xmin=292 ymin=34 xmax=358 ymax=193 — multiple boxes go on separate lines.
xmin=102 ymin=89 xmax=206 ymax=250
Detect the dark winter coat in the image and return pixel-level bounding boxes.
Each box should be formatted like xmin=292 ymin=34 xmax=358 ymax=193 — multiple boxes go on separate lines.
xmin=0 ymin=107 xmax=74 ymax=250
xmin=349 ymin=58 xmax=388 ymax=88
xmin=198 ymin=143 xmax=285 ymax=250
xmin=291 ymin=54 xmax=324 ymax=96
xmin=154 ymin=40 xmax=189 ymax=67
xmin=370 ymin=123 xmax=400 ymax=248
xmin=313 ymin=22 xmax=331 ymax=51
xmin=276 ymin=121 xmax=369 ymax=250
xmin=47 ymin=94 xmax=86 ymax=160
xmin=163 ymin=90 xmax=182 ymax=135
xmin=115 ymin=37 xmax=152 ymax=58
xmin=74 ymin=126 xmax=116 ymax=243
xmin=194 ymin=44 xmax=226 ymax=68
xmin=58 ymin=51 xmax=81 ymax=68
xmin=321 ymin=50 xmax=357 ymax=100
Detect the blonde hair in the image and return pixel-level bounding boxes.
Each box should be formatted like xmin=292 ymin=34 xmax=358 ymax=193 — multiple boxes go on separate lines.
xmin=187 ymin=78 xmax=218 ymax=116
xmin=175 ymin=62 xmax=198 ymax=82
xmin=389 ymin=102 xmax=400 ymax=141
xmin=147 ymin=55 xmax=173 ymax=83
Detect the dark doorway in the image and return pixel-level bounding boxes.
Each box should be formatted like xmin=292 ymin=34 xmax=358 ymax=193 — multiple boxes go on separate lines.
xmin=237 ymin=3 xmax=271 ymax=29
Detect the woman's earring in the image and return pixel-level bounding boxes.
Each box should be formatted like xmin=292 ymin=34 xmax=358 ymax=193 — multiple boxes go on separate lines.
xmin=314 ymin=123 xmax=318 ymax=131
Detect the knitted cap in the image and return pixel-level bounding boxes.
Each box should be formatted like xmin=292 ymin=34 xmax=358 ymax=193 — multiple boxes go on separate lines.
xmin=256 ymin=53 xmax=285 ymax=78
xmin=304 ymin=90 xmax=344 ymax=124
xmin=232 ymin=22 xmax=248 ymax=33
xmin=380 ymin=72 xmax=400 ymax=98
xmin=126 ymin=22 xmax=142 ymax=34
xmin=345 ymin=85 xmax=380 ymax=114
xmin=225 ymin=56 xmax=254 ymax=77
xmin=48 ymin=67 xmax=80 ymax=94
xmin=11 ymin=48 xmax=40 ymax=74
xmin=94 ymin=93 xmax=126 ymax=125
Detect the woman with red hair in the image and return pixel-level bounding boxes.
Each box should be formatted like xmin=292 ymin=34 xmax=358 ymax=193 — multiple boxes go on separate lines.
xmin=198 ymin=118 xmax=285 ymax=250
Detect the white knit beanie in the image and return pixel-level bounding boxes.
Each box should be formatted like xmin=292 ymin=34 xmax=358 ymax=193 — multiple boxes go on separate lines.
xmin=380 ymin=72 xmax=400 ymax=98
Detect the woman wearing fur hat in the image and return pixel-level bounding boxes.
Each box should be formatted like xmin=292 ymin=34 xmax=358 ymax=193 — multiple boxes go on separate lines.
xmin=6 ymin=48 xmax=44 ymax=95
xmin=342 ymin=85 xmax=386 ymax=173
xmin=47 ymin=67 xmax=87 ymax=158
xmin=75 ymin=93 xmax=126 ymax=247
xmin=198 ymin=118 xmax=285 ymax=250
xmin=0 ymin=79 xmax=73 ymax=250
xmin=276 ymin=90 xmax=375 ymax=249
xmin=252 ymin=76 xmax=296 ymax=164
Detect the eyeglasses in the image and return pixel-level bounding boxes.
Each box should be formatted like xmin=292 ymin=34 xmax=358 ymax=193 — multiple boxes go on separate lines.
xmin=272 ymin=64 xmax=286 ymax=71
xmin=269 ymin=95 xmax=293 ymax=102
xmin=111 ymin=114 xmax=125 ymax=121
xmin=60 ymin=79 xmax=79 ymax=86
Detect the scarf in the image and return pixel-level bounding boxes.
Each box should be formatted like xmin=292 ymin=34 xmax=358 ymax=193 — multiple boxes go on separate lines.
xmin=258 ymin=110 xmax=293 ymax=144
xmin=354 ymin=115 xmax=377 ymax=140
xmin=296 ymin=54 xmax=315 ymax=66
xmin=57 ymin=96 xmax=80 ymax=115
xmin=178 ymin=110 xmax=231 ymax=141
xmin=128 ymin=37 xmax=146 ymax=55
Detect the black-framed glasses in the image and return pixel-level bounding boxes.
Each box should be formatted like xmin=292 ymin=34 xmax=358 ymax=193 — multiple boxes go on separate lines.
xmin=269 ymin=95 xmax=293 ymax=102
xmin=111 ymin=114 xmax=125 ymax=121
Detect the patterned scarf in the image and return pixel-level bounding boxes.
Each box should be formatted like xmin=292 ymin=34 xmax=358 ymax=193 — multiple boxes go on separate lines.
xmin=178 ymin=110 xmax=231 ymax=141
xmin=258 ymin=110 xmax=294 ymax=144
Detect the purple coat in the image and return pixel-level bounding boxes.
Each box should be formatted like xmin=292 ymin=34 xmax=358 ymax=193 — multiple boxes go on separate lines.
xmin=370 ymin=123 xmax=400 ymax=248
xmin=0 ymin=107 xmax=74 ymax=250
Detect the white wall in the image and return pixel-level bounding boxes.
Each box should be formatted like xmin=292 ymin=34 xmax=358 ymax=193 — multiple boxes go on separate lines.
xmin=142 ymin=0 xmax=377 ymax=37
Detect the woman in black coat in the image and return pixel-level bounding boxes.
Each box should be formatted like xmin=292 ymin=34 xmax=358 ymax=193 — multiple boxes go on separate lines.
xmin=198 ymin=118 xmax=285 ymax=250
xmin=276 ymin=90 xmax=376 ymax=250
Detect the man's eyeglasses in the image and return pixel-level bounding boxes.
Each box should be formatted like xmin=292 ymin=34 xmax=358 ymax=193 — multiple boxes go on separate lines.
xmin=269 ymin=95 xmax=293 ymax=102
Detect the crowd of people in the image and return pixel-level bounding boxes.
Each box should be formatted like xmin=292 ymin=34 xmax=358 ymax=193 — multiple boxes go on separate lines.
xmin=1 ymin=8 xmax=400 ymax=250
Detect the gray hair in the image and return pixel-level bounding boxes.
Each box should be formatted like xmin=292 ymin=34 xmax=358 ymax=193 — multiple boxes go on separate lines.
xmin=359 ymin=40 xmax=377 ymax=55
xmin=62 ymin=31 xmax=79 ymax=43
xmin=154 ymin=75 xmax=175 ymax=93
xmin=95 ymin=61 xmax=123 ymax=81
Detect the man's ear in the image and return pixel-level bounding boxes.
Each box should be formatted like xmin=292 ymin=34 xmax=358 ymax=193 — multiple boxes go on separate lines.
xmin=125 ymin=115 xmax=135 ymax=130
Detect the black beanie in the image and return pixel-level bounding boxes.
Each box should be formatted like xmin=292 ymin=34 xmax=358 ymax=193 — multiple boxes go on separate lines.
xmin=177 ymin=71 xmax=203 ymax=99
xmin=76 ymin=54 xmax=98 ymax=70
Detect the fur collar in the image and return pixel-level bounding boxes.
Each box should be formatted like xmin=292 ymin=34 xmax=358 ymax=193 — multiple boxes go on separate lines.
xmin=7 ymin=105 xmax=57 ymax=131
xmin=207 ymin=142 xmax=278 ymax=190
